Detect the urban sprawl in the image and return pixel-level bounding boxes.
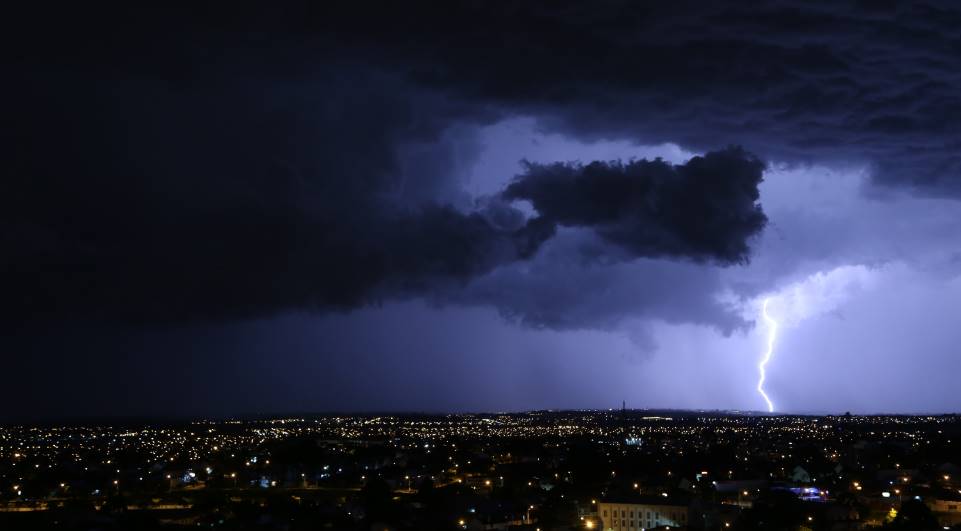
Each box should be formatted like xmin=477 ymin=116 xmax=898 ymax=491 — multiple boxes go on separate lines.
xmin=1 ymin=411 xmax=959 ymax=530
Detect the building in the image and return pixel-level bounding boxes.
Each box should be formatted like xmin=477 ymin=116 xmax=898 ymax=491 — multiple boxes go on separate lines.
xmin=597 ymin=497 xmax=690 ymax=530
xmin=928 ymin=495 xmax=961 ymax=527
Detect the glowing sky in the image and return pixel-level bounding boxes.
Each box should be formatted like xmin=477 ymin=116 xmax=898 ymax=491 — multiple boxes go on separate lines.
xmin=8 ymin=120 xmax=961 ymax=417
xmin=6 ymin=2 xmax=961 ymax=418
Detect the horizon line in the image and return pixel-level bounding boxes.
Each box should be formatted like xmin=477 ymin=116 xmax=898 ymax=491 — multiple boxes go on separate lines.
xmin=2 ymin=407 xmax=959 ymax=426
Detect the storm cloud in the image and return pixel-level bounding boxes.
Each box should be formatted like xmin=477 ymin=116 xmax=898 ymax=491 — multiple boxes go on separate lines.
xmin=4 ymin=0 xmax=953 ymax=331
xmin=10 ymin=1 xmax=961 ymax=193
xmin=1 ymin=48 xmax=766 ymax=328
xmin=309 ymin=0 xmax=961 ymax=194
xmin=6 ymin=1 xmax=961 ymax=417
xmin=503 ymin=148 xmax=767 ymax=265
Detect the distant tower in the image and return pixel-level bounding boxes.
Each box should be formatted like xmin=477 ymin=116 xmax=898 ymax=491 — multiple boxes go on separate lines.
xmin=621 ymin=401 xmax=627 ymax=442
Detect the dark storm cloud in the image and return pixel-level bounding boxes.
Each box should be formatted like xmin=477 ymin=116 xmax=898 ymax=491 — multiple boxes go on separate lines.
xmin=428 ymin=148 xmax=767 ymax=335
xmin=312 ymin=0 xmax=961 ymax=194
xmin=12 ymin=2 xmax=961 ymax=193
xmin=0 ymin=69 xmax=551 ymax=324
xmin=503 ymin=148 xmax=766 ymax=265
xmin=0 ymin=4 xmax=767 ymax=328
xmin=8 ymin=1 xmax=961 ymax=418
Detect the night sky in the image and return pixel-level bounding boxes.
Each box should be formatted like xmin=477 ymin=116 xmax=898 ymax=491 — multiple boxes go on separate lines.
xmin=4 ymin=2 xmax=961 ymax=419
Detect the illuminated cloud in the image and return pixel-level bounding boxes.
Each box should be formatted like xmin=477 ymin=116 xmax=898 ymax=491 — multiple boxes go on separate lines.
xmin=761 ymin=264 xmax=882 ymax=327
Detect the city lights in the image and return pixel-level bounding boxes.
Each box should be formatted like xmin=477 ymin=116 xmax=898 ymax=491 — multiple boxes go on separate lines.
xmin=0 ymin=413 xmax=956 ymax=527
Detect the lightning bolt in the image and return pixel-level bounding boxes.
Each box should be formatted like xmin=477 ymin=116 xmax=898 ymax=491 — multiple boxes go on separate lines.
xmin=757 ymin=297 xmax=778 ymax=413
